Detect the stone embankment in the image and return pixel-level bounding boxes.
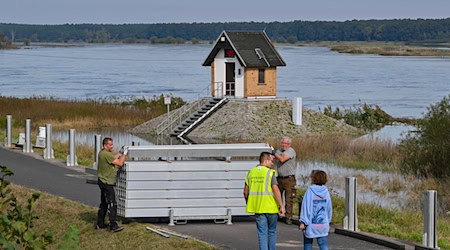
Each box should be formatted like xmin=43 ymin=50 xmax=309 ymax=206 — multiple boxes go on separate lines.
xmin=130 ymin=98 xmax=362 ymax=142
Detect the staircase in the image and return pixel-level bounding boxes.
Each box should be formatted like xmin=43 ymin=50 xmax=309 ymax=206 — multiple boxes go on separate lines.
xmin=170 ymin=98 xmax=228 ymax=137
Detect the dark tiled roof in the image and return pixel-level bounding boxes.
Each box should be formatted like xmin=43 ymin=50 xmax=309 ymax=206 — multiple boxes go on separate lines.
xmin=203 ymin=31 xmax=286 ymax=67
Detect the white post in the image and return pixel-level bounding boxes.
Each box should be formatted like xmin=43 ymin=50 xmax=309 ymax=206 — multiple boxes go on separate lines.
xmin=66 ymin=129 xmax=78 ymax=166
xmin=5 ymin=115 xmax=12 ymax=147
xmin=43 ymin=124 xmax=54 ymax=159
xmin=164 ymin=95 xmax=172 ymax=132
xmin=292 ymin=97 xmax=303 ymax=126
xmin=344 ymin=177 xmax=358 ymax=231
xmin=423 ymin=190 xmax=438 ymax=248
xmin=93 ymin=134 xmax=102 ymax=169
xmin=23 ymin=119 xmax=33 ymax=153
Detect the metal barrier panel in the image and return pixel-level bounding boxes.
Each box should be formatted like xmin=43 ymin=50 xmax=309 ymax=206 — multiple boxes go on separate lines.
xmin=116 ymin=160 xmax=254 ymax=219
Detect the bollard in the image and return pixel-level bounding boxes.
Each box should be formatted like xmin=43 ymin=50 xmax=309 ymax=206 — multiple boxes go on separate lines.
xmin=423 ymin=190 xmax=438 ymax=248
xmin=43 ymin=124 xmax=54 ymax=159
xmin=344 ymin=177 xmax=358 ymax=231
xmin=93 ymin=134 xmax=102 ymax=169
xmin=292 ymin=97 xmax=303 ymax=126
xmin=66 ymin=129 xmax=78 ymax=166
xmin=23 ymin=119 xmax=33 ymax=153
xmin=5 ymin=115 xmax=12 ymax=147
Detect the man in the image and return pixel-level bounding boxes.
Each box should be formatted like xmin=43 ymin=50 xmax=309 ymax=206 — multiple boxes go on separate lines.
xmin=244 ymin=152 xmax=285 ymax=250
xmin=273 ymin=137 xmax=297 ymax=225
xmin=96 ymin=137 xmax=127 ymax=232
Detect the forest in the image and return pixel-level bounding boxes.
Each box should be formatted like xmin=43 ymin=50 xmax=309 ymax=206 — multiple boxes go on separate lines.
xmin=0 ymin=18 xmax=450 ymax=44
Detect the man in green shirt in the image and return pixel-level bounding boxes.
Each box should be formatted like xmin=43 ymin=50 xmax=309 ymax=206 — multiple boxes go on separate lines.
xmin=96 ymin=137 xmax=127 ymax=232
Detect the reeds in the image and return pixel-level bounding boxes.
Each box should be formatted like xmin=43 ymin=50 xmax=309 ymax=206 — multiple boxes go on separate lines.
xmin=269 ymin=135 xmax=400 ymax=170
xmin=0 ymin=95 xmax=183 ymax=131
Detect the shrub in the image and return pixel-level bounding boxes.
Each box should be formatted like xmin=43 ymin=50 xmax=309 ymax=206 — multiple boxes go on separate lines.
xmin=323 ymin=102 xmax=392 ymax=130
xmin=399 ymin=94 xmax=450 ymax=179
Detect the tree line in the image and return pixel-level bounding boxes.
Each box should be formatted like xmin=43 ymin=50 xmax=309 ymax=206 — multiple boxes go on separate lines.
xmin=1 ymin=18 xmax=450 ymax=45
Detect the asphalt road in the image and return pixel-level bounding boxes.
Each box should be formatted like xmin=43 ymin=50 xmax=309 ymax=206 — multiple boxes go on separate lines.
xmin=0 ymin=146 xmax=399 ymax=249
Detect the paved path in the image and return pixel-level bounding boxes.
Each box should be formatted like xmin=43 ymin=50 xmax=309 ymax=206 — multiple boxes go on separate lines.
xmin=0 ymin=146 xmax=400 ymax=249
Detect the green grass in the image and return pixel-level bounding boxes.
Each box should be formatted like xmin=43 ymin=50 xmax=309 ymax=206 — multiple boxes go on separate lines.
xmin=10 ymin=184 xmax=215 ymax=250
xmin=292 ymin=189 xmax=450 ymax=249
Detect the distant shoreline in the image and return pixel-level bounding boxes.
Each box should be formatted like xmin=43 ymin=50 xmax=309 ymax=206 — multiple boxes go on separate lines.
xmin=6 ymin=40 xmax=450 ymax=57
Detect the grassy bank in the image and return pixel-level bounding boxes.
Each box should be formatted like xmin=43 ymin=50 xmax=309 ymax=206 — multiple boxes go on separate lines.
xmin=296 ymin=41 xmax=450 ymax=57
xmin=9 ymin=184 xmax=214 ymax=250
xmin=10 ymin=183 xmax=450 ymax=249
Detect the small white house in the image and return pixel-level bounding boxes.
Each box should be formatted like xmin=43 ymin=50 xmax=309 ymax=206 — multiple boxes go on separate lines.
xmin=203 ymin=31 xmax=286 ymax=98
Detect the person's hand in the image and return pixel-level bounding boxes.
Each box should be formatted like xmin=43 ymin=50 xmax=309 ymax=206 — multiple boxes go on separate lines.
xmin=299 ymin=222 xmax=306 ymax=231
xmin=278 ymin=206 xmax=285 ymax=217
xmin=122 ymin=146 xmax=129 ymax=156
xmin=270 ymin=146 xmax=276 ymax=156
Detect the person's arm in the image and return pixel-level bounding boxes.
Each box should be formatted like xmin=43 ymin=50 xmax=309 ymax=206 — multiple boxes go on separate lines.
xmin=272 ymin=184 xmax=285 ymax=217
xmin=274 ymin=148 xmax=295 ymax=163
xmin=273 ymin=152 xmax=290 ymax=163
xmin=112 ymin=147 xmax=128 ymax=167
xmin=112 ymin=154 xmax=126 ymax=167
xmin=243 ymin=184 xmax=249 ymax=203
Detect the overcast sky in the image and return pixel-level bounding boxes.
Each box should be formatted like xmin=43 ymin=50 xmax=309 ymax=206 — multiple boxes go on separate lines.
xmin=1 ymin=0 xmax=449 ymax=25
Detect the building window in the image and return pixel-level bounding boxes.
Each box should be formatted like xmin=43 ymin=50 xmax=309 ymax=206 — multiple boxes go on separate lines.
xmin=258 ymin=69 xmax=265 ymax=84
xmin=225 ymin=49 xmax=235 ymax=58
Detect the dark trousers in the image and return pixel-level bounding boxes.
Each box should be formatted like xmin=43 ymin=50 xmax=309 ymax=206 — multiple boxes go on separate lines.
xmin=97 ymin=179 xmax=118 ymax=228
xmin=277 ymin=176 xmax=297 ymax=219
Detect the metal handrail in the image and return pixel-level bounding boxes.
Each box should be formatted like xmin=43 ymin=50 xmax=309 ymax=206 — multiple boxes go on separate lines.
xmin=156 ymin=98 xmax=210 ymax=135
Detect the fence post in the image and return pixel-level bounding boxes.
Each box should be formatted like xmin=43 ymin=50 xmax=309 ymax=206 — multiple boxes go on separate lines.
xmin=43 ymin=124 xmax=54 ymax=159
xmin=292 ymin=97 xmax=303 ymax=126
xmin=93 ymin=134 xmax=102 ymax=169
xmin=344 ymin=177 xmax=358 ymax=231
xmin=66 ymin=129 xmax=78 ymax=166
xmin=5 ymin=115 xmax=12 ymax=147
xmin=23 ymin=119 xmax=33 ymax=153
xmin=423 ymin=190 xmax=438 ymax=248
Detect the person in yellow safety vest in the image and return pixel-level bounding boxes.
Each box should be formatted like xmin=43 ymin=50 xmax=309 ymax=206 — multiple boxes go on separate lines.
xmin=244 ymin=152 xmax=285 ymax=250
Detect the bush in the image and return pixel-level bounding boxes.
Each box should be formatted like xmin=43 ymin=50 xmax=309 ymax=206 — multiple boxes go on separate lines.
xmin=399 ymin=94 xmax=450 ymax=179
xmin=323 ymin=102 xmax=392 ymax=130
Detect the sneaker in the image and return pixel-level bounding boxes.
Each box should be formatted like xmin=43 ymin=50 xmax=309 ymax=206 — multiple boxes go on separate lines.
xmin=285 ymin=218 xmax=292 ymax=225
xmin=95 ymin=224 xmax=109 ymax=230
xmin=110 ymin=225 xmax=124 ymax=233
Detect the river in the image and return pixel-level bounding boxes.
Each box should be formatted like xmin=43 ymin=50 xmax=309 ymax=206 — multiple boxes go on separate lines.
xmin=1 ymin=44 xmax=449 ymax=118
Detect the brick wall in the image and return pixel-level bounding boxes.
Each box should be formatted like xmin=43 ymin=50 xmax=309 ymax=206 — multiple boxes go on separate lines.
xmin=244 ymin=67 xmax=277 ymax=97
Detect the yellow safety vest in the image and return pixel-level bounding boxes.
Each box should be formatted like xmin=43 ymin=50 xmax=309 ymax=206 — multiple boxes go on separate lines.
xmin=245 ymin=165 xmax=279 ymax=214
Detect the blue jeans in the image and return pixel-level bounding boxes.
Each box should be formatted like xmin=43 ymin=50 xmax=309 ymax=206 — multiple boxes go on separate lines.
xmin=304 ymin=235 xmax=329 ymax=250
xmin=255 ymin=213 xmax=278 ymax=250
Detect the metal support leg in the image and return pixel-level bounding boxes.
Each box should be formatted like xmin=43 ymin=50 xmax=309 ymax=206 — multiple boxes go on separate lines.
xmin=168 ymin=209 xmax=175 ymax=226
xmin=344 ymin=177 xmax=358 ymax=231
xmin=43 ymin=124 xmax=54 ymax=159
xmin=423 ymin=190 xmax=438 ymax=248
xmin=226 ymin=208 xmax=232 ymax=225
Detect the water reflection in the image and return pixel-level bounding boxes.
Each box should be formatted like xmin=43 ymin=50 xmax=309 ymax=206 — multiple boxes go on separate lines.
xmin=359 ymin=123 xmax=416 ymax=142
xmin=296 ymin=161 xmax=414 ymax=210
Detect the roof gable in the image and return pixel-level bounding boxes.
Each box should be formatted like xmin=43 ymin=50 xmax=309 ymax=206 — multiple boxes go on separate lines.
xmin=202 ymin=31 xmax=286 ymax=68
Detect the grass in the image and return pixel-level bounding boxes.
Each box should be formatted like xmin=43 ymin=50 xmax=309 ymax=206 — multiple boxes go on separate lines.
xmin=0 ymin=95 xmax=184 ymax=131
xmin=269 ymin=134 xmax=400 ymax=171
xmin=9 ymin=184 xmax=215 ymax=250
xmin=295 ymin=41 xmax=450 ymax=57
xmin=293 ymin=188 xmax=450 ymax=249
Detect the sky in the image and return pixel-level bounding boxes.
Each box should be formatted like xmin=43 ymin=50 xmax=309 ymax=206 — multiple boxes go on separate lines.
xmin=1 ymin=0 xmax=450 ymax=25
